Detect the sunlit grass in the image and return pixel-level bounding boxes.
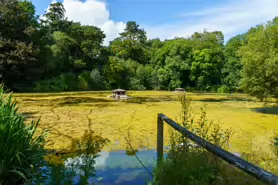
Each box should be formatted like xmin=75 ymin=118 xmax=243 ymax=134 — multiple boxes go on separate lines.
xmin=14 ymin=91 xmax=278 ymax=154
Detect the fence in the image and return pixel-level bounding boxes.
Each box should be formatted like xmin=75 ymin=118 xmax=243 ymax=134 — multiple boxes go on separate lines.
xmin=157 ymin=113 xmax=278 ymax=185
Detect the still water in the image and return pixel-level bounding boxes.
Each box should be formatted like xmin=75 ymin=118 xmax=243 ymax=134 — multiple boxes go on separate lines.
xmin=64 ymin=150 xmax=157 ymax=185
xmin=42 ymin=149 xmax=241 ymax=184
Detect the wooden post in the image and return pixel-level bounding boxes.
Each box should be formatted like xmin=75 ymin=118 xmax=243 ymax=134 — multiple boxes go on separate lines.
xmin=157 ymin=114 xmax=164 ymax=165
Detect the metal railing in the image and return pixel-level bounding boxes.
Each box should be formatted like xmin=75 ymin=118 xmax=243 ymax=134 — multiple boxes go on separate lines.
xmin=157 ymin=113 xmax=278 ymax=185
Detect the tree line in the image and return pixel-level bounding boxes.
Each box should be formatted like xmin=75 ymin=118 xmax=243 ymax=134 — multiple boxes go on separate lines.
xmin=1 ymin=0 xmax=277 ymax=101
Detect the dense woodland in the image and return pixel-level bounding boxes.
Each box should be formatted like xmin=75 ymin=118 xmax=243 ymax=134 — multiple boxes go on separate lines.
xmin=1 ymin=0 xmax=278 ymax=101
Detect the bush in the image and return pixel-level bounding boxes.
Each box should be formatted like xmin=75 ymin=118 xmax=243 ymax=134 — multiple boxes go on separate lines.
xmin=34 ymin=71 xmax=106 ymax=92
xmin=60 ymin=73 xmax=77 ymax=91
xmin=130 ymin=78 xmax=147 ymax=90
xmin=154 ymin=150 xmax=220 ymax=185
xmin=153 ymin=94 xmax=266 ymax=184
xmin=90 ymin=69 xmax=106 ymax=90
xmin=153 ymin=94 xmax=240 ymax=185
xmin=244 ymin=132 xmax=278 ymax=175
xmin=217 ymin=85 xmax=231 ymax=93
xmin=34 ymin=77 xmax=66 ymax=92
xmin=0 ymin=85 xmax=46 ymax=184
xmin=34 ymin=73 xmax=78 ymax=92
xmin=77 ymin=72 xmax=91 ymax=91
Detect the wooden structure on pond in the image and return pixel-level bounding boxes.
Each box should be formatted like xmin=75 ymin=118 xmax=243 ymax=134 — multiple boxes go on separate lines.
xmin=112 ymin=89 xmax=127 ymax=97
xmin=175 ymin=88 xmax=185 ymax=92
xmin=157 ymin=114 xmax=278 ymax=185
xmin=108 ymin=89 xmax=131 ymax=101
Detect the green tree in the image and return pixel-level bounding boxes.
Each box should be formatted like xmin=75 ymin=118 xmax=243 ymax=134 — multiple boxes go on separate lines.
xmin=152 ymin=39 xmax=192 ymax=90
xmin=106 ymin=56 xmax=127 ymax=89
xmin=65 ymin=22 xmax=105 ymax=70
xmin=222 ymin=34 xmax=246 ymax=92
xmin=38 ymin=2 xmax=105 ymax=91
xmin=90 ymin=69 xmax=105 ymax=90
xmin=110 ymin=21 xmax=150 ymax=64
xmin=119 ymin=21 xmax=147 ymax=44
xmin=239 ymin=17 xmax=278 ymax=101
xmin=43 ymin=2 xmax=66 ymax=32
xmin=0 ymin=0 xmax=45 ymax=90
xmin=190 ymin=48 xmax=223 ymax=89
xmin=190 ymin=31 xmax=225 ymax=89
xmin=50 ymin=31 xmax=77 ymax=73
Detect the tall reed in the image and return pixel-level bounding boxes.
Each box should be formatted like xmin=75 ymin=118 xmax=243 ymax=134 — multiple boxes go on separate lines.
xmin=0 ymin=85 xmax=46 ymax=184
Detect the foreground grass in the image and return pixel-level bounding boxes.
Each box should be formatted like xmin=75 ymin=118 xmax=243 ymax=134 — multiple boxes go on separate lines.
xmin=14 ymin=91 xmax=278 ymax=154
xmin=0 ymin=87 xmax=46 ymax=184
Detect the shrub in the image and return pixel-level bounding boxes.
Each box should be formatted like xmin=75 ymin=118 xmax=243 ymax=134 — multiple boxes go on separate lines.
xmin=90 ymin=69 xmax=106 ymax=90
xmin=0 ymin=85 xmax=46 ymax=184
xmin=34 ymin=77 xmax=65 ymax=92
xmin=59 ymin=73 xmax=77 ymax=91
xmin=130 ymin=78 xmax=147 ymax=90
xmin=153 ymin=94 xmax=235 ymax=184
xmin=153 ymin=94 xmax=266 ymax=184
xmin=34 ymin=73 xmax=78 ymax=92
xmin=217 ymin=85 xmax=231 ymax=93
xmin=244 ymin=132 xmax=278 ymax=175
xmin=77 ymin=72 xmax=91 ymax=90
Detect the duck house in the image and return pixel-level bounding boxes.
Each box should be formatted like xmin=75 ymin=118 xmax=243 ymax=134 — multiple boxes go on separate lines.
xmin=175 ymin=88 xmax=185 ymax=92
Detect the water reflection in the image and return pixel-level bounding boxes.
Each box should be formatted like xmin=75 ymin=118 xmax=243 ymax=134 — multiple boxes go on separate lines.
xmin=43 ymin=149 xmax=241 ymax=184
xmin=64 ymin=150 xmax=156 ymax=185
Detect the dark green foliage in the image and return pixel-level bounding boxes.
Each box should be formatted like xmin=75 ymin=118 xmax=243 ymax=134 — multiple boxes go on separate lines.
xmin=90 ymin=69 xmax=105 ymax=90
xmin=1 ymin=0 xmax=277 ymax=100
xmin=221 ymin=34 xmax=246 ymax=92
xmin=239 ymin=18 xmax=278 ymax=101
xmin=34 ymin=73 xmax=75 ymax=92
xmin=190 ymin=31 xmax=225 ymax=89
xmin=152 ymin=39 xmax=192 ymax=90
xmin=110 ymin=21 xmax=149 ymax=64
xmin=34 ymin=71 xmax=107 ymax=92
xmin=217 ymin=85 xmax=231 ymax=93
xmin=0 ymin=0 xmax=46 ymax=90
xmin=0 ymin=85 xmax=46 ymax=184
xmin=154 ymin=150 xmax=220 ymax=185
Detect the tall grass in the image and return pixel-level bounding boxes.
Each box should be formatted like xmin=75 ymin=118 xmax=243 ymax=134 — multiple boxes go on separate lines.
xmin=0 ymin=85 xmax=46 ymax=184
xmin=244 ymin=132 xmax=278 ymax=175
xmin=153 ymin=93 xmax=263 ymax=185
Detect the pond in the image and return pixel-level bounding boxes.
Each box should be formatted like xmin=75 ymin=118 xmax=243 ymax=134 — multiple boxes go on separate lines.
xmin=40 ymin=144 xmax=241 ymax=185
xmin=92 ymin=150 xmax=156 ymax=184
xmin=41 ymin=150 xmax=158 ymax=185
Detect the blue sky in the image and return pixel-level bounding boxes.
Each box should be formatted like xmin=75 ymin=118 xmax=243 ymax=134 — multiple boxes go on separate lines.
xmin=32 ymin=0 xmax=227 ymax=24
xmin=31 ymin=0 xmax=277 ymax=45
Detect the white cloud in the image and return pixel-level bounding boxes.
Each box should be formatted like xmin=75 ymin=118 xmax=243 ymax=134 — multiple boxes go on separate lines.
xmin=63 ymin=0 xmax=125 ymax=45
xmin=145 ymin=0 xmax=278 ymax=42
xmin=43 ymin=0 xmax=125 ymax=45
xmin=39 ymin=0 xmax=57 ymax=22
xmin=179 ymin=7 xmax=232 ymax=18
xmin=42 ymin=0 xmax=277 ymax=44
